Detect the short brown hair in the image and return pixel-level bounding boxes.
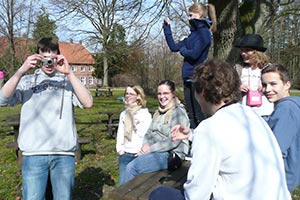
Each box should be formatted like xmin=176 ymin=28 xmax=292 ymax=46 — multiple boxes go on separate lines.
xmin=193 ymin=59 xmax=242 ymax=105
xmin=261 ymin=63 xmax=291 ymax=84
xmin=36 ymin=37 xmax=60 ymax=54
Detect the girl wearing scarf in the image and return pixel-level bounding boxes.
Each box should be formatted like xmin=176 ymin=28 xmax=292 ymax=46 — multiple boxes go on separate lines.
xmin=122 ymin=80 xmax=190 ymax=184
xmin=116 ymin=85 xmax=152 ymax=186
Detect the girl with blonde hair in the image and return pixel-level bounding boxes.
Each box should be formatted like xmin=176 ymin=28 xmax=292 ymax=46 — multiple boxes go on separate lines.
xmin=116 ymin=85 xmax=152 ymax=185
xmin=163 ymin=2 xmax=217 ymax=128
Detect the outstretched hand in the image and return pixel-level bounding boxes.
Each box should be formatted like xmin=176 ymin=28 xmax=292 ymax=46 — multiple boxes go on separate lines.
xmin=171 ymin=124 xmax=191 ymax=142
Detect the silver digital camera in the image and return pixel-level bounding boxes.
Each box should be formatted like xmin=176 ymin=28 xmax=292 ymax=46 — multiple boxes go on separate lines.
xmin=38 ymin=57 xmax=56 ymax=67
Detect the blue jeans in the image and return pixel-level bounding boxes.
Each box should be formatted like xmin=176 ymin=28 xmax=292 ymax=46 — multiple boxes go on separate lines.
xmin=184 ymin=80 xmax=205 ymax=129
xmin=149 ymin=186 xmax=185 ymax=200
xmin=118 ymin=152 xmax=136 ymax=186
xmin=22 ymin=155 xmax=75 ymax=200
xmin=124 ymin=152 xmax=169 ymax=184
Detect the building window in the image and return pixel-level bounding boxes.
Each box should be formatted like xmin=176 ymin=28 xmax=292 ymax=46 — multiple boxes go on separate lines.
xmin=81 ymin=66 xmax=85 ymax=72
xmin=71 ymin=66 xmax=77 ymax=72
xmin=80 ymin=77 xmax=86 ymax=85
xmin=89 ymin=66 xmax=93 ymax=72
xmin=88 ymin=76 xmax=94 ymax=85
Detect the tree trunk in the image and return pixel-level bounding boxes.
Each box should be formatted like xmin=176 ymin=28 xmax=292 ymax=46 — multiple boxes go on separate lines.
xmin=210 ymin=0 xmax=242 ymax=64
xmin=103 ymin=56 xmax=108 ymax=87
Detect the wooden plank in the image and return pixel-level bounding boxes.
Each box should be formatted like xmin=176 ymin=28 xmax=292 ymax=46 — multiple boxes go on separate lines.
xmin=6 ymin=142 xmax=18 ymax=148
xmin=108 ymin=171 xmax=163 ymax=200
xmin=108 ymin=161 xmax=191 ymax=200
xmin=95 ymin=88 xmax=113 ymax=97
xmin=99 ymin=117 xmax=119 ymax=124
xmin=139 ymin=162 xmax=190 ymax=200
xmin=123 ymin=171 xmax=169 ymax=200
xmin=1 ymin=114 xmax=20 ymax=126
xmin=78 ymin=137 xmax=92 ymax=144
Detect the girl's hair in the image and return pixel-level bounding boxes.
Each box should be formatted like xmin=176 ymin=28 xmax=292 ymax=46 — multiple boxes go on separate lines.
xmin=261 ymin=63 xmax=291 ymax=83
xmin=189 ymin=2 xmax=207 ymax=15
xmin=158 ymin=80 xmax=176 ymax=93
xmin=248 ymin=50 xmax=271 ymax=69
xmin=125 ymin=85 xmax=147 ymax=108
xmin=193 ymin=59 xmax=242 ymax=105
xmin=36 ymin=37 xmax=60 ymax=54
xmin=188 ymin=3 xmax=217 ymax=33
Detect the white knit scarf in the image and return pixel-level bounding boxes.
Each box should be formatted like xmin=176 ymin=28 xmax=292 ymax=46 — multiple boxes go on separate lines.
xmin=124 ymin=103 xmax=142 ymax=142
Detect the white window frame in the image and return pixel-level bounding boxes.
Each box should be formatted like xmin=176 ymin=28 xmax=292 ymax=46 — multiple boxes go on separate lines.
xmin=80 ymin=76 xmax=86 ymax=85
xmin=71 ymin=66 xmax=77 ymax=72
xmin=88 ymin=76 xmax=94 ymax=85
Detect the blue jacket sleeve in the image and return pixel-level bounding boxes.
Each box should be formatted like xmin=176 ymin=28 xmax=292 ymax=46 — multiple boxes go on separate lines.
xmin=163 ymin=24 xmax=186 ymax=52
xmin=268 ymin=101 xmax=299 ymax=157
xmin=268 ymin=99 xmax=300 ymax=191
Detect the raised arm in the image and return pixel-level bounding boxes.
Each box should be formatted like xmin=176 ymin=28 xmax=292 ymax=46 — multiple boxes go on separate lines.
xmin=55 ymin=55 xmax=93 ymax=108
xmin=1 ymin=54 xmax=43 ymax=98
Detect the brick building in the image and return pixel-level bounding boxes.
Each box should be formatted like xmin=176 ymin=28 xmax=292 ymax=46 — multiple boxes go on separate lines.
xmin=0 ymin=37 xmax=97 ymax=88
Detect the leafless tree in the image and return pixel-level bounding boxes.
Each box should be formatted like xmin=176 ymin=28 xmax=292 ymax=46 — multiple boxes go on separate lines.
xmin=0 ymin=0 xmax=39 ymax=77
xmin=49 ymin=0 xmax=168 ymax=87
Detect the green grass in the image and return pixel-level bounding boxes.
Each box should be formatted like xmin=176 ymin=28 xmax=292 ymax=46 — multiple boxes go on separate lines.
xmin=0 ymin=89 xmax=299 ymax=199
xmin=0 ymin=89 xmax=159 ymax=200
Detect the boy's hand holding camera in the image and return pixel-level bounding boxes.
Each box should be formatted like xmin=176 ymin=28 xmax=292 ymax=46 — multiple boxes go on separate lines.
xmin=54 ymin=55 xmax=72 ymax=76
xmin=19 ymin=54 xmax=72 ymax=76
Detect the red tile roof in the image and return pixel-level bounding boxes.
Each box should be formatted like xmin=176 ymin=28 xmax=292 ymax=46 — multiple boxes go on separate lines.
xmin=59 ymin=41 xmax=95 ymax=64
xmin=0 ymin=37 xmax=95 ymax=65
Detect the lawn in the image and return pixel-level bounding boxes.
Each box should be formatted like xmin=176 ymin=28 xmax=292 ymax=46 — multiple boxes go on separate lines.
xmin=0 ymin=88 xmax=160 ymax=200
xmin=0 ymin=89 xmax=299 ymax=199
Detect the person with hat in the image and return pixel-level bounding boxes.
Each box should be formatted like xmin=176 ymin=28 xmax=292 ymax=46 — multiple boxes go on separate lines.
xmin=235 ymin=34 xmax=273 ymax=119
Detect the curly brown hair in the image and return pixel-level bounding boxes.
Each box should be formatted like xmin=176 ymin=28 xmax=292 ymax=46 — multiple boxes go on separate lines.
xmin=193 ymin=59 xmax=242 ymax=105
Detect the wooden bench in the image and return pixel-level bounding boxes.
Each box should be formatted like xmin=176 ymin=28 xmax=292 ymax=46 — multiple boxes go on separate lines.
xmin=105 ymin=123 xmax=119 ymax=138
xmin=99 ymin=109 xmax=157 ymax=139
xmin=99 ymin=110 xmax=121 ymax=137
xmin=75 ymin=137 xmax=92 ymax=163
xmin=2 ymin=114 xmax=92 ymax=165
xmin=95 ymin=88 xmax=113 ymax=97
xmin=6 ymin=137 xmax=92 ymax=165
xmin=108 ymin=161 xmax=190 ymax=200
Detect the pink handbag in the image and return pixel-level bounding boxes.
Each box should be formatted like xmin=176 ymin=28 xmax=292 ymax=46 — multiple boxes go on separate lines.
xmin=247 ymin=90 xmax=262 ymax=107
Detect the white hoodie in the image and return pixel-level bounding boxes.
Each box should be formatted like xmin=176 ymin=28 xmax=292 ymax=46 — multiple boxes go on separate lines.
xmin=0 ymin=69 xmax=83 ymax=155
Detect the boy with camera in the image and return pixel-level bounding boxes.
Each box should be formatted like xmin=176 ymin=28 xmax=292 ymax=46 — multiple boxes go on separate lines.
xmin=0 ymin=37 xmax=93 ymax=199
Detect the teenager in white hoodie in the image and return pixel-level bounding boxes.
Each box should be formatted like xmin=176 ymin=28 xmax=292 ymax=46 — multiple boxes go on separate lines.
xmin=0 ymin=37 xmax=93 ymax=199
xmin=149 ymin=59 xmax=291 ymax=200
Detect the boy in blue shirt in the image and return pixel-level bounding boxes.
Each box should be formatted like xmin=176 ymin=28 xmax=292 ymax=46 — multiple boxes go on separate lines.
xmin=261 ymin=63 xmax=300 ymax=192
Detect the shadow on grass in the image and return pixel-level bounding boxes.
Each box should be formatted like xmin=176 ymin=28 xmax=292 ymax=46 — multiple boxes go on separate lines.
xmin=73 ymin=166 xmax=115 ymax=200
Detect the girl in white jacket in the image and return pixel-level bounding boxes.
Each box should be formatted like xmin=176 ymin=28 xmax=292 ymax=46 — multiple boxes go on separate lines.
xmin=116 ymin=85 xmax=152 ymax=185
